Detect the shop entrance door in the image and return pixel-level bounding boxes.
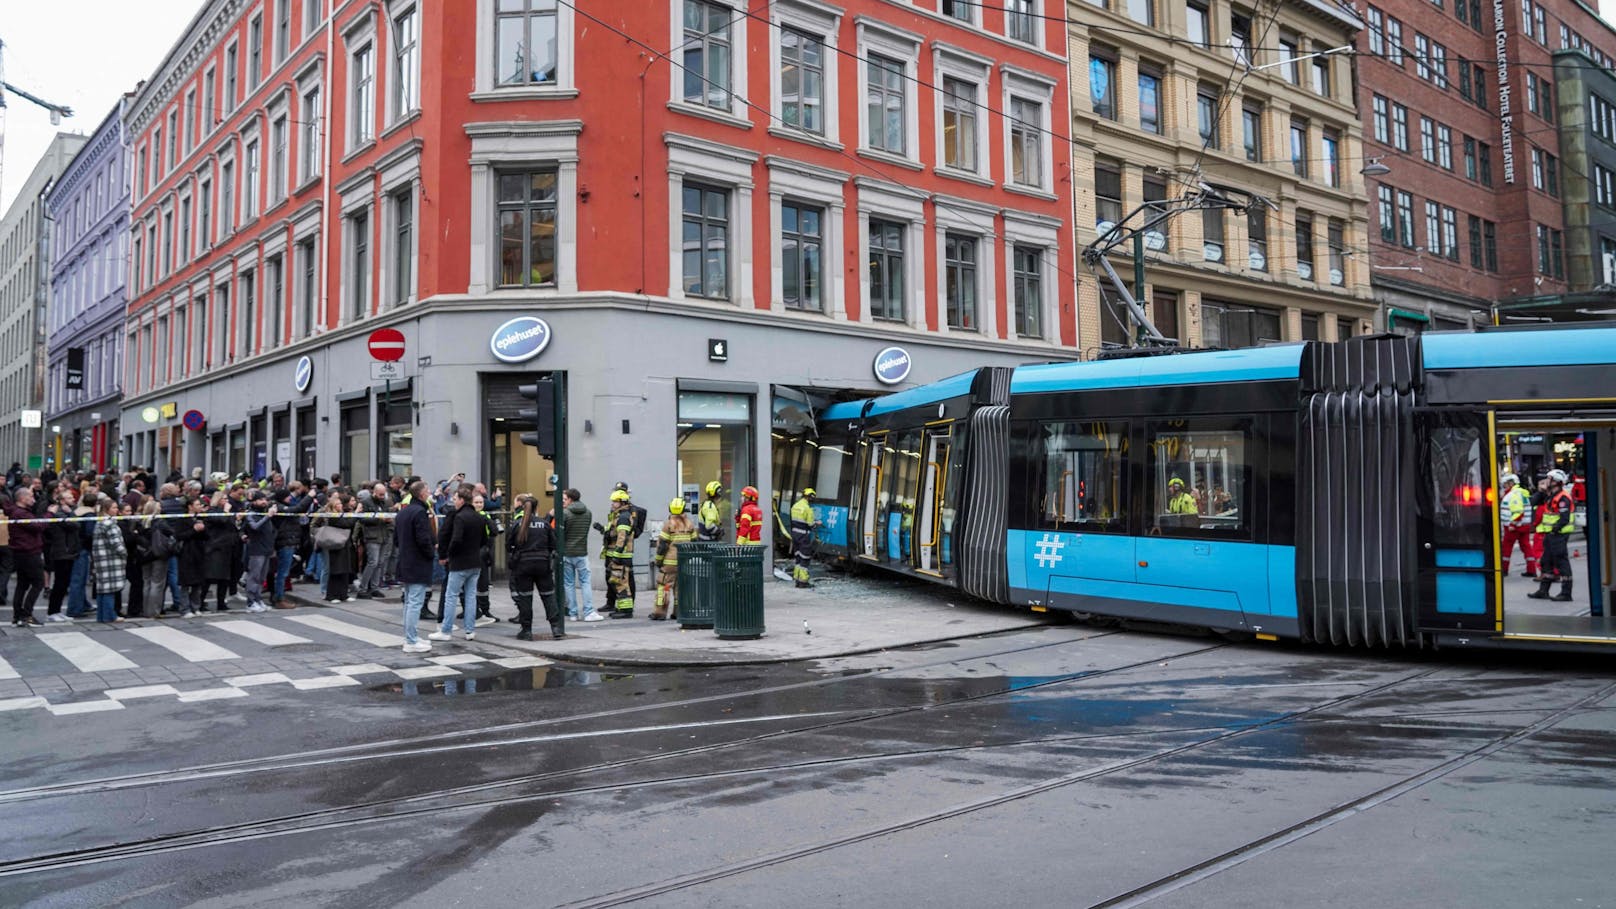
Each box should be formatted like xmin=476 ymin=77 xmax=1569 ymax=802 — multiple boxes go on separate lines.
xmin=676 ymin=391 xmax=754 ymax=540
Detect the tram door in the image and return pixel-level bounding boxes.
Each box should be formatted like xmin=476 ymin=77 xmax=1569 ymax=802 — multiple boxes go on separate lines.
xmin=856 ymin=432 xmax=886 ymax=559
xmin=1416 ymin=410 xmax=1499 ymax=633
xmin=882 ymin=430 xmax=923 ymax=568
xmin=916 ymin=424 xmax=953 ymax=575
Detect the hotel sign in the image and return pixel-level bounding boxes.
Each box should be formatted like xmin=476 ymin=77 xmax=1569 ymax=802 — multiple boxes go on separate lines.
xmin=1493 ymin=0 xmax=1516 ymax=183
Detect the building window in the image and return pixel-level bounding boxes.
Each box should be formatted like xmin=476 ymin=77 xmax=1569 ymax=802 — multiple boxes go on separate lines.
xmin=1139 ymin=68 xmax=1162 ymax=135
xmin=1470 ymin=64 xmax=1487 ymax=108
xmin=1367 ymin=6 xmax=1384 ymax=54
xmin=1289 ymin=119 xmax=1307 ymax=176
xmin=1327 ymin=221 xmax=1346 ymax=286
xmin=495 ymin=0 xmax=558 ymax=86
xmin=1441 ymin=206 xmax=1459 ymax=260
xmin=781 ymin=202 xmax=823 ymax=312
xmin=1420 ymin=117 xmax=1436 ymax=163
xmin=1469 ymin=215 xmax=1484 ymax=268
xmin=1296 ymin=213 xmax=1315 ymax=280
xmin=1089 ymin=53 xmax=1115 ymax=121
xmin=161 ymin=210 xmax=173 ymax=274
xmin=1538 ymin=225 xmax=1563 ymax=277
xmin=1377 ymin=185 xmax=1395 ymax=242
xmin=351 ymin=41 xmax=376 ymax=146
xmin=1321 ymin=130 xmax=1340 ymax=187
xmin=226 ymin=43 xmax=239 ymax=108
xmin=179 ymin=197 xmax=191 ymax=263
xmin=1202 ymin=301 xmax=1279 ymax=349
xmin=1197 ymin=85 xmax=1219 ymax=148
xmin=270 ymin=114 xmax=288 ymax=203
xmin=1301 ymin=313 xmax=1320 ymax=341
xmin=1593 ymin=95 xmax=1616 ymax=144
xmin=1478 ymin=142 xmax=1493 ymax=185
xmin=391 ymin=5 xmax=421 ymax=118
xmin=241 ymin=269 xmax=257 ymax=355
xmin=944 ymin=234 xmax=977 ymax=330
xmin=349 ymin=209 xmax=370 ymax=319
xmin=203 ymin=68 xmax=217 ymax=132
xmin=682 ymin=0 xmax=732 ymax=110
xmin=1463 ymin=136 xmax=1478 ymax=180
xmin=942 ymin=77 xmax=979 ymax=170
xmin=1425 ymin=201 xmax=1440 ymax=255
xmin=497 ymin=171 xmax=558 ymax=288
xmin=243 ymin=139 xmax=260 ymax=219
xmin=1602 ymin=237 xmax=1616 ymax=284
xmin=1533 ymin=148 xmax=1559 ymax=196
xmin=1277 ymin=36 xmax=1299 ymax=84
xmin=392 ymin=188 xmax=414 ymax=306
xmin=1597 ymin=164 xmax=1616 ymax=209
xmin=1007 ymin=0 xmax=1038 ymax=43
xmin=274 ymin=0 xmax=290 ymax=62
xmin=1186 ymin=1 xmax=1209 ymax=46
xmin=1009 ymin=97 xmax=1043 ymax=186
xmin=1241 ymin=104 xmax=1260 ymax=160
xmin=1311 ymin=52 xmax=1330 ymax=97
xmin=184 ymin=89 xmax=197 ymax=153
xmin=1013 ymin=246 xmax=1043 ymax=338
xmin=1203 ymin=206 xmax=1224 ymax=262
xmin=780 ymin=28 xmax=825 ymax=134
xmin=942 ymin=0 xmax=973 ymax=21
xmin=1396 ymin=190 xmax=1415 ymax=248
xmin=249 ymin=15 xmax=263 ymax=89
xmin=682 ymin=183 xmax=729 ymax=299
xmin=220 ymin=160 xmax=235 ymax=233
xmin=1372 ymin=96 xmax=1389 ymax=144
xmin=1128 ymin=0 xmax=1154 ymax=25
xmin=1386 ymin=17 xmax=1403 ymax=66
xmin=1437 ymin=124 xmax=1453 ymax=170
xmin=1230 ymin=10 xmax=1252 ymax=65
xmin=266 ymin=254 xmax=284 ymax=348
xmin=868 ymin=219 xmax=905 ymax=322
xmin=297 ymin=236 xmax=318 ymax=336
xmin=1095 ymin=159 xmax=1122 ymax=229
xmin=198 ymin=178 xmax=213 ymax=249
xmin=1484 ymin=220 xmax=1498 ymax=271
xmin=1247 ymin=208 xmax=1267 ymax=272
xmin=1414 ymin=33 xmax=1430 ymax=80
xmin=214 ymin=284 xmax=231 ymax=365
xmin=300 ymin=86 xmax=322 ymax=182
xmin=866 ymin=55 xmax=906 ymax=154
xmin=1392 ymin=103 xmax=1409 ymax=151
xmin=1429 ymin=42 xmax=1448 ymax=89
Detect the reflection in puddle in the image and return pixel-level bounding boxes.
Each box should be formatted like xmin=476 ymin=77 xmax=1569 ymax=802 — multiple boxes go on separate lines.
xmin=371 ymin=666 xmax=637 ymax=697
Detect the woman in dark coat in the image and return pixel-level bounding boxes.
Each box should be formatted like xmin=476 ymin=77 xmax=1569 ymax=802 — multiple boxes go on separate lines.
xmin=313 ymin=496 xmax=358 ymax=603
xmin=175 ymin=496 xmax=211 ymax=614
xmin=199 ymin=491 xmax=240 ymax=613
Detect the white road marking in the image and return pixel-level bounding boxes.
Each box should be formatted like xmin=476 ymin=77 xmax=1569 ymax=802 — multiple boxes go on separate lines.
xmin=492 ymin=657 xmax=552 ymax=669
xmin=427 ymin=654 xmax=486 ymax=666
xmin=330 ymin=663 xmax=393 ymax=676
xmin=393 ymin=666 xmax=460 ymax=680
xmin=177 ymin=688 xmax=251 ymax=702
xmin=38 ymin=632 xmax=138 ymax=672
xmin=209 ymin=621 xmax=313 ymax=647
xmin=47 ymin=700 xmax=125 ymax=716
xmin=0 ymin=697 xmax=47 ymax=712
xmin=125 ymin=626 xmax=242 ymax=663
xmin=105 ymin=685 xmax=180 ymax=700
xmin=0 ymin=653 xmax=18 ymax=680
xmin=290 ymin=676 xmax=362 ymax=690
xmin=283 ymin=615 xmax=398 ymax=647
xmin=225 ymin=673 xmax=292 ymax=687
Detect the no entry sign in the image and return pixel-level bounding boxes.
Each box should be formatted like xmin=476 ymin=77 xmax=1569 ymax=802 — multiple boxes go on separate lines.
xmin=368 ymin=328 xmax=405 ymax=362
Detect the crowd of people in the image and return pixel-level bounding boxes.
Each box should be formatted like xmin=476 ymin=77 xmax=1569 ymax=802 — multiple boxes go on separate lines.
xmin=0 ymin=463 xmax=820 ymax=653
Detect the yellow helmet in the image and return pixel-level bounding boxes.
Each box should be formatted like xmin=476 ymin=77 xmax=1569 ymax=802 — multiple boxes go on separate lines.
xmin=705 ymin=481 xmax=723 ymax=497
xmin=610 ymin=489 xmax=631 ymax=503
xmin=1168 ymin=476 xmax=1185 ymax=489
xmin=669 ymin=498 xmax=686 ymax=515
xmin=802 ymin=487 xmax=817 ymax=498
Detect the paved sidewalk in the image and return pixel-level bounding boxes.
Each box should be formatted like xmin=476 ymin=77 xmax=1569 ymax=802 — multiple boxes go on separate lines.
xmin=285 ymin=569 xmax=1053 ymax=666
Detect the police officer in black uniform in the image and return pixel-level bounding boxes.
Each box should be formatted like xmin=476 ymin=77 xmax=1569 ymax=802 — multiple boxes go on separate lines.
xmin=508 ymin=494 xmax=563 ymax=640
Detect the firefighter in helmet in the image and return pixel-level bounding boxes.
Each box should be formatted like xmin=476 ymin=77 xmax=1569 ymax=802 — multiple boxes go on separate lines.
xmin=736 ymin=485 xmax=763 ymax=545
xmin=652 ymin=497 xmax=697 ymax=620
xmin=790 ymin=488 xmax=818 ymax=588
xmin=601 ymin=489 xmax=637 ymax=617
xmin=697 ymin=480 xmax=726 ymax=542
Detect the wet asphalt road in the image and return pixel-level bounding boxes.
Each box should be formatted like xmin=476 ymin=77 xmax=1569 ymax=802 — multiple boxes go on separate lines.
xmin=2 ymin=626 xmax=1614 ymax=909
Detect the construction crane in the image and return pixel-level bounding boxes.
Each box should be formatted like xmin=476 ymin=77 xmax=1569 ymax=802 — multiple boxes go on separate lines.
xmin=1081 ymin=179 xmax=1274 ymax=349
xmin=0 ymin=37 xmax=76 ymax=209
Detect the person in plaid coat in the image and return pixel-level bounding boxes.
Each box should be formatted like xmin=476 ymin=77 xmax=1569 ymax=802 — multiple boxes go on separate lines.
xmin=90 ymin=497 xmax=128 ymax=624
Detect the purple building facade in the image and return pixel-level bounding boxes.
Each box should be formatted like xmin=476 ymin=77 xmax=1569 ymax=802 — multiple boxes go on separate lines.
xmin=45 ymin=98 xmax=131 ymax=472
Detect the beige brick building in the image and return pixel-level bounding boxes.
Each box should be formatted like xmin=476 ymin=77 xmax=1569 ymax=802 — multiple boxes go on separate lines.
xmin=1068 ymin=0 xmax=1374 ymax=353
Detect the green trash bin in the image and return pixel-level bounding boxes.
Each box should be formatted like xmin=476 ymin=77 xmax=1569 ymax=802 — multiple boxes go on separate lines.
xmin=676 ymin=542 xmax=719 ymax=629
xmin=711 ymin=545 xmax=766 ymax=640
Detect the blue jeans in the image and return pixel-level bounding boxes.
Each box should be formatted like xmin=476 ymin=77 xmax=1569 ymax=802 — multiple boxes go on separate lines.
xmin=308 ymin=549 xmax=328 ymax=596
xmin=272 ymin=546 xmax=296 ymax=602
xmin=402 ymin=583 xmax=427 ymax=645
xmin=439 ymin=568 xmax=479 ymax=634
xmin=166 ymin=557 xmax=189 ymax=612
xmin=96 ymin=592 xmax=118 ymax=623
xmin=67 ymin=552 xmax=90 ymax=617
xmin=562 ymin=556 xmax=594 ymax=619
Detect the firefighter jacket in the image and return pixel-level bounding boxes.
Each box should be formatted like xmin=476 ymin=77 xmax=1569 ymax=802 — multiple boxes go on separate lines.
xmin=736 ymin=501 xmax=763 ymax=544
xmin=1536 ymin=489 xmax=1576 ymax=535
xmin=655 ymin=514 xmax=697 ymax=566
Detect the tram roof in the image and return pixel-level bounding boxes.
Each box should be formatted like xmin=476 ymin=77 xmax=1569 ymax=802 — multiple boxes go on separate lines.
xmin=1423 ymin=325 xmax=1616 ymax=370
xmin=821 ymin=371 xmax=980 ymax=421
xmin=1010 ymin=343 xmax=1306 ymax=394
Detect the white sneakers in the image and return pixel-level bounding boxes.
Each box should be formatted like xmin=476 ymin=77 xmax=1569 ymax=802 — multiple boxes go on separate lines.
xmin=427 ymin=631 xmax=453 ymax=642
xmin=46 ymin=614 xmax=73 ymax=623
xmin=246 ymin=603 xmax=268 ymax=613
xmin=464 ymin=631 xmax=476 ymax=641
xmin=402 ymin=641 xmax=432 ymax=653
xmin=474 ymin=615 xmax=497 ymax=627
xmin=582 ymin=613 xmax=606 ymax=622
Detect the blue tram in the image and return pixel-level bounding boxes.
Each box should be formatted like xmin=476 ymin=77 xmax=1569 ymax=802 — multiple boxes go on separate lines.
xmin=798 ymin=327 xmax=1616 ymax=651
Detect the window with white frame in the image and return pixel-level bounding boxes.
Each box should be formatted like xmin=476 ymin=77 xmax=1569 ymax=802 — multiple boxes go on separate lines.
xmin=179 ymin=195 xmax=192 ymax=264
xmin=682 ymin=0 xmax=734 ymax=111
xmin=249 ymin=15 xmax=264 ymax=89
xmin=943 ymin=0 xmax=975 ymax=22
xmin=240 ymin=268 xmax=257 ymax=356
xmin=220 ymin=158 xmax=236 ymax=234
xmin=296 ymin=235 xmax=318 ymax=337
xmin=243 ymin=138 xmax=260 ymax=219
xmin=391 ymin=4 xmax=420 ymax=120
xmin=275 ymin=0 xmax=291 ymax=62
xmin=682 ymin=183 xmax=729 ymax=298
xmin=226 ymin=43 xmax=239 ymax=108
xmin=269 ymin=112 xmax=289 ymax=203
xmin=350 ymin=36 xmax=376 ymax=148
xmin=305 ymin=0 xmax=323 ymax=33
xmin=1009 ymin=97 xmax=1042 ymax=188
xmin=1006 ymin=0 xmax=1037 ymax=44
xmin=779 ymin=28 xmax=825 ymax=134
xmin=495 ymin=0 xmax=559 ymax=86
xmin=390 ymin=187 xmax=414 ymax=306
xmin=498 ymin=171 xmax=558 ymax=287
xmin=300 ymin=84 xmax=321 ymax=182
xmin=866 ymin=54 xmax=906 ymax=154
xmin=184 ymin=89 xmax=197 ymax=153
xmin=868 ymin=218 xmax=905 ymax=322
xmin=214 ymin=283 xmax=231 ymax=364
xmin=204 ymin=67 xmax=217 ymax=131
xmin=941 ymin=77 xmax=978 ymax=172
xmin=1013 ymin=245 xmax=1043 ymax=338
xmin=348 ymin=208 xmax=370 ymax=320
xmin=266 ymin=253 xmax=284 ymax=347
xmin=945 ymin=233 xmax=978 ymax=330
xmin=781 ymin=201 xmax=824 ymax=311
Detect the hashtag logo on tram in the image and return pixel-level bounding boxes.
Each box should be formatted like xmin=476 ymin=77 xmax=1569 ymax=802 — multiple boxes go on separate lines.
xmin=1033 ymin=533 xmax=1067 ymax=569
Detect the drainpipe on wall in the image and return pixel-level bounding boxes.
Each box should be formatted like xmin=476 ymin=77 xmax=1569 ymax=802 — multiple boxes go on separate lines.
xmin=319 ymin=6 xmax=335 ymax=336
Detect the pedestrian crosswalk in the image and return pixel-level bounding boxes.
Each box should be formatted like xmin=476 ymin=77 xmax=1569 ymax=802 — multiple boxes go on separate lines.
xmin=0 ymin=613 xmax=552 ymax=717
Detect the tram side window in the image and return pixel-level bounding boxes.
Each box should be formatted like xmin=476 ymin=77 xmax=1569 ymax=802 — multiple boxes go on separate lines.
xmin=1428 ymin=425 xmax=1490 ymax=547
xmin=1038 ymin=421 xmax=1127 ymax=532
xmin=1147 ymin=423 xmax=1250 ymax=538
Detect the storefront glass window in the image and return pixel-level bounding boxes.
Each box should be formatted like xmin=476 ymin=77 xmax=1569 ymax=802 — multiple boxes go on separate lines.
xmin=677 ymin=391 xmax=753 ymax=539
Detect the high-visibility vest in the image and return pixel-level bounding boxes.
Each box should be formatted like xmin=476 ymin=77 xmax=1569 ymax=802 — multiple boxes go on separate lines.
xmin=790 ymin=497 xmax=815 ymax=533
xmin=1535 ymin=490 xmax=1575 ymax=535
xmin=1501 ymin=486 xmax=1530 ymax=526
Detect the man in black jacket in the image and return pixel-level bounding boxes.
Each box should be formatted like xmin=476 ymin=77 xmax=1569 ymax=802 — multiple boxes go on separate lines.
xmin=429 ymin=485 xmax=487 ymax=642
xmin=270 ymin=484 xmax=312 ymax=608
xmin=156 ymin=484 xmax=192 ymax=615
xmin=394 ymin=481 xmax=438 ymax=653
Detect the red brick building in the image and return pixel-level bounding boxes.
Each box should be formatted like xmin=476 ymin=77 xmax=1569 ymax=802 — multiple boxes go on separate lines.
xmin=1358 ymin=0 xmax=1616 ymax=329
xmin=120 ymin=0 xmax=1074 ymax=509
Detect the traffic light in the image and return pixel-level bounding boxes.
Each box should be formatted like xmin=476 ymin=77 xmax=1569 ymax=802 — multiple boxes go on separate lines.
xmin=517 ymin=378 xmax=557 ymax=458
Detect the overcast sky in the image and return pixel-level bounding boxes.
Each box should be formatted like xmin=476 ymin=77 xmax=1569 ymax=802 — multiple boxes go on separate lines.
xmin=7 ymin=0 xmax=1616 ymax=211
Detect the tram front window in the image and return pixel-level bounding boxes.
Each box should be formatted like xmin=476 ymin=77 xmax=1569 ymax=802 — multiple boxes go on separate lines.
xmin=1148 ymin=425 xmax=1248 ymax=536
